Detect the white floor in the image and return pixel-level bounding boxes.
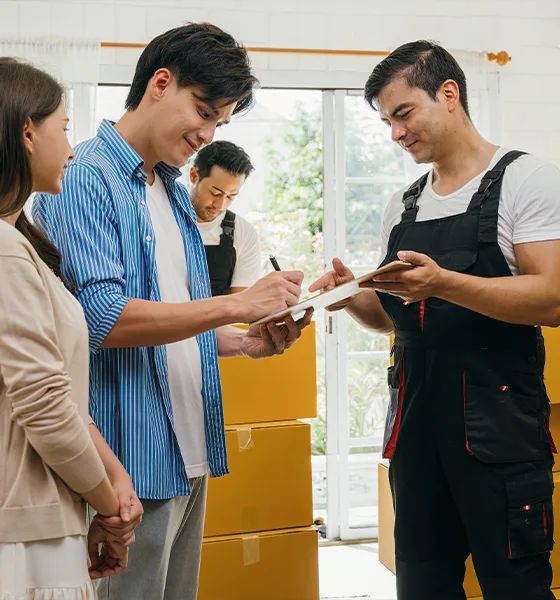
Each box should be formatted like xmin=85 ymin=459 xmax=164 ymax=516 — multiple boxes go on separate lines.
xmin=319 ymin=543 xmax=397 ymax=600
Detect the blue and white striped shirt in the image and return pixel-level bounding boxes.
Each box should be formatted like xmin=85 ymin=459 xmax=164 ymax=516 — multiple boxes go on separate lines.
xmin=33 ymin=119 xmax=228 ymax=499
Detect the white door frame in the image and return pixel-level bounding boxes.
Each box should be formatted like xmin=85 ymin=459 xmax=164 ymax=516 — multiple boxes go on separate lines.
xmin=323 ymin=89 xmax=380 ymax=541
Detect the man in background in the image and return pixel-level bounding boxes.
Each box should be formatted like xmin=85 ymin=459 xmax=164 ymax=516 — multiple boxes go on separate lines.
xmin=191 ymin=140 xmax=261 ymax=295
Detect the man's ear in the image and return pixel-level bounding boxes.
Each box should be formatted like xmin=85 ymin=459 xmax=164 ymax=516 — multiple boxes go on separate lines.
xmin=190 ymin=166 xmax=199 ymax=185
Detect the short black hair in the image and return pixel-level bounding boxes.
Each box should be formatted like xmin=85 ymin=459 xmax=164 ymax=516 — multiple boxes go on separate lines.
xmin=365 ymin=40 xmax=470 ymax=118
xmin=126 ymin=22 xmax=258 ymax=114
xmin=193 ymin=140 xmax=254 ymax=181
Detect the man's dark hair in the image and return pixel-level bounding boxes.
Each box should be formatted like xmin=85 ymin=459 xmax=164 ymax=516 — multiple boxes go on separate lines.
xmin=365 ymin=40 xmax=470 ymax=118
xmin=126 ymin=22 xmax=258 ymax=114
xmin=193 ymin=141 xmax=254 ymax=181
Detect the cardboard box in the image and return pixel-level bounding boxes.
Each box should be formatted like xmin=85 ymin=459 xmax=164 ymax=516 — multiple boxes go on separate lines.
xmin=462 ymin=555 xmax=480 ymax=597
xmin=378 ymin=463 xmax=396 ymax=574
xmin=378 ymin=463 xmax=560 ymax=598
xmin=204 ymin=421 xmax=313 ymax=538
xmin=219 ymin=322 xmax=317 ymax=425
xmin=544 ymin=327 xmax=560 ymax=404
xmin=198 ymin=527 xmax=319 ymax=600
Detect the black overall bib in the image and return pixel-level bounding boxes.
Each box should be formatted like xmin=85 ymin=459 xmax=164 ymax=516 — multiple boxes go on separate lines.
xmin=377 ymin=151 xmax=556 ymax=600
xmin=204 ymin=209 xmax=237 ymax=297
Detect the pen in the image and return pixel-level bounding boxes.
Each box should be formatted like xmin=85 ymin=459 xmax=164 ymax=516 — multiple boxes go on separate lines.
xmin=269 ymin=254 xmax=281 ymax=271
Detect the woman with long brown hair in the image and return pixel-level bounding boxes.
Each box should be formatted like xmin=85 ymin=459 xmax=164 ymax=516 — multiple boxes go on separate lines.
xmin=0 ymin=58 xmax=140 ymax=599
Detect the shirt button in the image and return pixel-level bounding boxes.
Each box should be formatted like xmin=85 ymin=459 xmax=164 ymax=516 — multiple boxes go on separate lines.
xmin=136 ymin=172 xmax=143 ymax=178
xmin=141 ymin=200 xmax=146 ymax=206
xmin=528 ymin=356 xmax=537 ymax=364
xmin=146 ymin=235 xmax=152 ymax=242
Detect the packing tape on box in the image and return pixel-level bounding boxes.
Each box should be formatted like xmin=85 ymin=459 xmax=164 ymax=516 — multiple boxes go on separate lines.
xmin=237 ymin=427 xmax=254 ymax=452
xmin=242 ymin=535 xmax=260 ymax=566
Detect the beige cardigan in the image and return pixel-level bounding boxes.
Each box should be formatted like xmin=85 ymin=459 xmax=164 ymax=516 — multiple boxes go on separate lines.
xmin=0 ymin=220 xmax=106 ymax=543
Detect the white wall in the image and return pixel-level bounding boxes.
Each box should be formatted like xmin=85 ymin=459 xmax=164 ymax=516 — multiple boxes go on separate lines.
xmin=2 ymin=0 xmax=560 ymax=163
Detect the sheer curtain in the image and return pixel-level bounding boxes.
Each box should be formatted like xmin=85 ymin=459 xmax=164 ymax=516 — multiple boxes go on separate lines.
xmin=454 ymin=50 xmax=501 ymax=145
xmin=0 ymin=37 xmax=100 ymax=145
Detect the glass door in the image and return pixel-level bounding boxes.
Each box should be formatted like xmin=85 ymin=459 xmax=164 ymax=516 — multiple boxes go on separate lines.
xmin=323 ymin=89 xmax=421 ymax=540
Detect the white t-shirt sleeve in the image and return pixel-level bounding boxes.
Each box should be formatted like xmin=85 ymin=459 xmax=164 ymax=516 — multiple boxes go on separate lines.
xmin=231 ymin=217 xmax=262 ymax=289
xmin=379 ymin=188 xmax=406 ymax=261
xmin=507 ymin=163 xmax=560 ymax=245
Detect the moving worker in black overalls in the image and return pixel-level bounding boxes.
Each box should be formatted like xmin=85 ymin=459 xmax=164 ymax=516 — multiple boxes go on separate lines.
xmin=190 ymin=140 xmax=262 ymax=296
xmin=311 ymin=40 xmax=560 ymax=599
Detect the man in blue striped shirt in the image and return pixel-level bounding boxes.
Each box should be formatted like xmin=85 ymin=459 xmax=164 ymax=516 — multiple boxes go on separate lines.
xmin=34 ymin=23 xmax=311 ymax=600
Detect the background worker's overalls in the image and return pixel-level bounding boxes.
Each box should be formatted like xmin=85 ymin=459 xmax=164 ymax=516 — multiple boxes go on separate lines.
xmin=204 ymin=209 xmax=236 ymax=296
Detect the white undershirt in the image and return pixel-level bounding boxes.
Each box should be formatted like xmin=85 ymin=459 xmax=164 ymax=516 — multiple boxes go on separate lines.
xmin=197 ymin=210 xmax=262 ymax=288
xmin=146 ymin=174 xmax=208 ymax=479
xmin=380 ymin=148 xmax=560 ymax=275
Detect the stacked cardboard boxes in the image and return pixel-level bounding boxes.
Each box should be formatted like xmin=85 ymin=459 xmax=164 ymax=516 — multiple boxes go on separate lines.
xmin=198 ymin=323 xmax=319 ymax=600
xmin=379 ymin=326 xmax=560 ymax=598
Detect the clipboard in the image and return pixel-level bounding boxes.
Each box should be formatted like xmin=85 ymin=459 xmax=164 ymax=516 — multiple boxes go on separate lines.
xmin=252 ymin=260 xmax=413 ymax=326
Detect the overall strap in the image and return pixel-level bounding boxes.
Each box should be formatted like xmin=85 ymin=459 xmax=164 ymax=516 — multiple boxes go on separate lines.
xmin=400 ymin=172 xmax=429 ymax=223
xmin=219 ymin=210 xmax=236 ymax=244
xmin=470 ymin=150 xmax=527 ymax=243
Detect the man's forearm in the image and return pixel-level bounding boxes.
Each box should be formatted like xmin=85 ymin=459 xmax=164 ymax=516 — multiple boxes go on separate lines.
xmin=438 ymin=270 xmax=560 ymax=327
xmin=101 ymin=296 xmax=242 ymax=349
xmin=216 ymin=325 xmax=245 ymax=357
xmin=346 ymin=290 xmax=394 ymax=334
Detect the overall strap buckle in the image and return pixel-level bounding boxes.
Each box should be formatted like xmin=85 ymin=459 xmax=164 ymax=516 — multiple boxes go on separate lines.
xmin=220 ymin=210 xmax=236 ymax=241
xmin=475 ymin=150 xmax=527 ymax=243
xmin=401 ymin=173 xmax=428 ymax=223
xmin=477 ymin=168 xmax=504 ymax=198
xmin=470 ymin=151 xmax=527 ymax=212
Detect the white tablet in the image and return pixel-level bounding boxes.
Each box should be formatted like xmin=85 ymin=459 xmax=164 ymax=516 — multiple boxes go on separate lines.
xmin=252 ymin=260 xmax=413 ymax=326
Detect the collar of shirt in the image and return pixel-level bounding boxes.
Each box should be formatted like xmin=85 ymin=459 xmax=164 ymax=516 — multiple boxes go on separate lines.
xmin=97 ymin=119 xmax=183 ymax=184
